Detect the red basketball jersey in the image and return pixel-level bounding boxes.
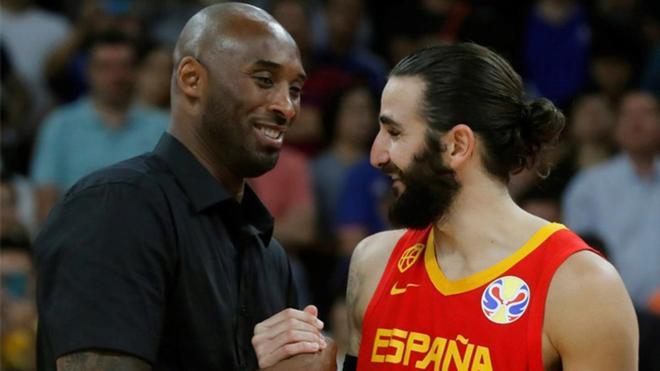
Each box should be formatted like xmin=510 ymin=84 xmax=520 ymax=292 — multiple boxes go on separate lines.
xmin=357 ymin=223 xmax=597 ymax=370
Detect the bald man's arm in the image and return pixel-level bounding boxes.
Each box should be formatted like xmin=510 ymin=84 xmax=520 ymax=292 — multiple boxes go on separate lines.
xmin=57 ymin=350 xmax=151 ymax=370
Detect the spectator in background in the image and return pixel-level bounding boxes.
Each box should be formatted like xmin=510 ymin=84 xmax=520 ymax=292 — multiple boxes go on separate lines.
xmin=320 ymin=152 xmax=390 ymax=326
xmin=147 ymin=0 xmax=204 ymax=47
xmin=587 ymin=0 xmax=654 ymax=106
xmin=0 ymin=174 xmax=37 ymax=240
xmin=563 ymin=91 xmax=660 ymax=311
xmin=1 ymin=181 xmax=22 ymax=237
xmin=0 ymin=0 xmax=70 ymax=122
xmin=306 ymin=84 xmax=378 ymax=321
xmin=588 ymin=47 xmax=635 ymax=107
xmin=270 ymin=0 xmax=326 ymax=156
xmin=335 ymin=158 xmax=390 ymax=256
xmin=45 ymin=0 xmax=144 ymax=103
xmin=250 ymin=146 xmax=316 ymax=251
xmin=642 ymin=44 xmax=660 ymax=97
xmin=590 ymin=0 xmax=648 ymax=73
xmin=1 ymin=49 xmax=40 ymax=235
xmin=0 ymin=221 xmax=36 ymax=371
xmin=270 ymin=0 xmax=313 ymax=69
xmin=569 ymin=94 xmax=617 ymax=169
xmin=311 ymin=84 xmax=377 ymax=248
xmin=135 ymin=41 xmax=173 ymax=111
xmin=250 ymin=146 xmax=317 ymax=305
xmin=314 ymin=0 xmax=386 ymax=97
xmin=1 ymin=46 xmax=33 ymax=176
xmin=524 ymin=0 xmax=590 ymax=108
xmin=280 ymin=0 xmax=387 ymax=157
xmin=30 ymin=30 xmax=168 ymax=222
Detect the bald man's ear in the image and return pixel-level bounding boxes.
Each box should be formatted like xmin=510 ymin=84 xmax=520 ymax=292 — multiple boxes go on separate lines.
xmin=444 ymin=124 xmax=475 ymax=170
xmin=176 ymin=56 xmax=206 ymax=100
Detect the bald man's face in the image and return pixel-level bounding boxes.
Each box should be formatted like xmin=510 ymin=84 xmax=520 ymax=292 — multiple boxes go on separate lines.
xmin=200 ymin=24 xmax=305 ymax=177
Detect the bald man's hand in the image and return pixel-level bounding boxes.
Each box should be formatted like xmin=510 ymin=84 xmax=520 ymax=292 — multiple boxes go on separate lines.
xmin=262 ymin=337 xmax=337 ymax=371
xmin=252 ymin=305 xmax=328 ymax=369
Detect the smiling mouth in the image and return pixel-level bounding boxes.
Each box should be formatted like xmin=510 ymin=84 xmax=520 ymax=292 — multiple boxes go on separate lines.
xmin=255 ymin=124 xmax=285 ymax=140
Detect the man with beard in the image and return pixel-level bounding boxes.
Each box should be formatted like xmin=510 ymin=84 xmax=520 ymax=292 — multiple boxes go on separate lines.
xmin=343 ymin=44 xmax=638 ymax=371
xmin=34 ymin=3 xmax=336 ymax=371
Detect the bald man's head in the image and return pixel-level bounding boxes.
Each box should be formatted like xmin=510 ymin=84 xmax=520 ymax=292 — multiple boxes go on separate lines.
xmin=169 ymin=2 xmax=305 ymax=182
xmin=173 ymin=2 xmax=295 ymax=68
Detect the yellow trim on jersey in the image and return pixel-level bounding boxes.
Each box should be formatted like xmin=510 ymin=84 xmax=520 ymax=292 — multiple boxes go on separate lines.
xmin=424 ymin=222 xmax=565 ymax=295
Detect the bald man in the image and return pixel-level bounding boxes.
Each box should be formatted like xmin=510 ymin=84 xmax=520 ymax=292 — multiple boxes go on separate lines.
xmin=34 ymin=3 xmax=336 ymax=371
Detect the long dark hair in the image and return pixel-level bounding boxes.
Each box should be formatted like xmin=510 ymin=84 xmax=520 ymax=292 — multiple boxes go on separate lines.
xmin=390 ymin=43 xmax=565 ymax=182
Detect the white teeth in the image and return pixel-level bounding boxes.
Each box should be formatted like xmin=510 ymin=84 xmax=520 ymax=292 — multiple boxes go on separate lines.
xmin=258 ymin=126 xmax=282 ymax=140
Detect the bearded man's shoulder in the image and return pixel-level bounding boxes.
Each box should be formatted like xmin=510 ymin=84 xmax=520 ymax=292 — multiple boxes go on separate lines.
xmin=351 ymin=229 xmax=406 ymax=274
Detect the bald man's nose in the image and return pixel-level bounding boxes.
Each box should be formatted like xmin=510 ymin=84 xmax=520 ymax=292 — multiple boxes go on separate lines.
xmin=269 ymin=86 xmax=296 ymax=121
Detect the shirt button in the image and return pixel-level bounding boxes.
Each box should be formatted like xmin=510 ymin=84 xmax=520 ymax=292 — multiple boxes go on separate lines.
xmin=240 ymin=305 xmax=247 ymax=315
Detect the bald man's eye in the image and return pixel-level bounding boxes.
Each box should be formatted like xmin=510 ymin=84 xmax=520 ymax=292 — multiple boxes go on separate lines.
xmin=290 ymin=86 xmax=302 ymax=100
xmin=253 ymin=76 xmax=274 ymax=88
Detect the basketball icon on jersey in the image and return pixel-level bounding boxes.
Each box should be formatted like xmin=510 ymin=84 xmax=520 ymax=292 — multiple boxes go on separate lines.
xmin=481 ymin=275 xmax=530 ymax=324
xmin=397 ymin=243 xmax=424 ymax=273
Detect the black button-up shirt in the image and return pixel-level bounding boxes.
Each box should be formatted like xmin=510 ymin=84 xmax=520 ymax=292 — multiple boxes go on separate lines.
xmin=35 ymin=133 xmax=298 ymax=370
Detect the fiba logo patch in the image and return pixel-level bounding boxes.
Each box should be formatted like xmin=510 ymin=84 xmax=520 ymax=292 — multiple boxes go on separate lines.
xmin=481 ymin=276 xmax=530 ymax=324
xmin=397 ymin=243 xmax=424 ymax=273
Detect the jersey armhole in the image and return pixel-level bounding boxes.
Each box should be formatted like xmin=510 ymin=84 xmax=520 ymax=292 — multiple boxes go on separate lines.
xmin=526 ymin=233 xmax=601 ymax=370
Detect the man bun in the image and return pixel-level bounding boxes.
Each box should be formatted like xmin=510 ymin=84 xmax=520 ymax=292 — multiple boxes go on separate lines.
xmin=514 ymin=98 xmax=565 ymax=174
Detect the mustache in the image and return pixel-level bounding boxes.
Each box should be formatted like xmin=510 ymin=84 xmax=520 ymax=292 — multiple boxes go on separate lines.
xmin=381 ymin=162 xmax=403 ymax=178
xmin=255 ymin=113 xmax=289 ymax=126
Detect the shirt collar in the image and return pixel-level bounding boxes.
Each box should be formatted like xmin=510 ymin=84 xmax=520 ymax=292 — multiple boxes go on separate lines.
xmin=153 ymin=132 xmax=274 ymax=244
xmin=621 ymin=153 xmax=660 ymax=183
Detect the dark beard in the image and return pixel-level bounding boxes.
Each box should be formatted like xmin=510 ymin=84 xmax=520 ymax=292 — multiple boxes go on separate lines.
xmin=386 ymin=133 xmax=461 ymax=229
xmin=201 ymin=93 xmax=279 ymax=178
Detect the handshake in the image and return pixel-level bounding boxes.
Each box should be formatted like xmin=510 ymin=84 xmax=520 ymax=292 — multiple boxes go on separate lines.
xmin=252 ymin=305 xmax=337 ymax=371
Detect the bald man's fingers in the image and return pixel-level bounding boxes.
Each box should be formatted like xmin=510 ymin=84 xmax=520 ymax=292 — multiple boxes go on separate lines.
xmin=255 ymin=307 xmax=323 ymax=331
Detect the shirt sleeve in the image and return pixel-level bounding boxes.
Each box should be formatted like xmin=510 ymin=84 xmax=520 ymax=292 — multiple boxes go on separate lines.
xmin=34 ymin=181 xmax=176 ymax=363
xmin=30 ymin=112 xmax=66 ymax=187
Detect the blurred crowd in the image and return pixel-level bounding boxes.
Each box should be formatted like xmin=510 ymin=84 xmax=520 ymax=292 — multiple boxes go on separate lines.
xmin=1 ymin=0 xmax=659 ymax=369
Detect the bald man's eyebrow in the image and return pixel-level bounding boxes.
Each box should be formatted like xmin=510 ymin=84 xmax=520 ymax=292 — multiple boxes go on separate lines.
xmin=253 ymin=59 xmax=307 ymax=82
xmin=379 ymin=114 xmax=402 ymax=129
xmin=254 ymin=59 xmax=280 ymax=70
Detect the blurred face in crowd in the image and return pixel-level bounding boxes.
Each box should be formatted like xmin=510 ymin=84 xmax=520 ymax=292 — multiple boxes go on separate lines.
xmin=616 ymin=92 xmax=660 ymax=156
xmin=336 ymin=86 xmax=377 ymax=149
xmin=271 ymin=0 xmax=310 ymax=54
xmin=326 ymin=0 xmax=363 ymax=48
xmin=371 ymin=76 xmax=460 ymax=228
xmin=88 ymin=42 xmax=136 ymax=107
xmin=571 ymin=95 xmax=615 ymax=143
xmin=0 ymin=247 xmax=35 ymax=331
xmin=199 ymin=18 xmax=306 ymax=178
xmin=0 ymin=183 xmax=19 ymax=234
xmin=591 ymin=56 xmax=631 ymax=96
